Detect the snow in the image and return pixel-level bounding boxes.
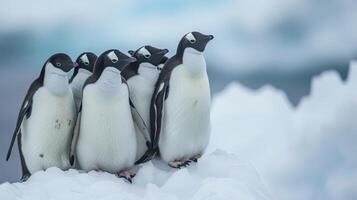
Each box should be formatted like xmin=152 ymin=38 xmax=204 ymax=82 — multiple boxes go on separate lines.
xmin=0 ymin=151 xmax=271 ymax=200
xmin=209 ymin=61 xmax=357 ymax=200
xmin=1 ymin=62 xmax=357 ymax=200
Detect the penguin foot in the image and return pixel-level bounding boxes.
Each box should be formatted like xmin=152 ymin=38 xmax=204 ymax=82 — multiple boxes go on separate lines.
xmin=117 ymin=170 xmax=136 ymax=183
xmin=20 ymin=174 xmax=30 ymax=182
xmin=189 ymin=154 xmax=202 ymax=163
xmin=168 ymin=160 xmax=191 ymax=169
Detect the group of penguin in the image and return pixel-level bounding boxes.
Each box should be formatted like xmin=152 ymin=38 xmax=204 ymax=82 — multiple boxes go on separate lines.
xmin=6 ymin=31 xmax=214 ymax=183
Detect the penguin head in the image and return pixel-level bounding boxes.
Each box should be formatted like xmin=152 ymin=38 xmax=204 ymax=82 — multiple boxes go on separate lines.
xmin=128 ymin=46 xmax=169 ymax=67
xmin=75 ymin=52 xmax=97 ymax=72
xmin=177 ymin=31 xmax=214 ymax=56
xmin=94 ymin=49 xmax=136 ymax=76
xmin=41 ymin=53 xmax=75 ymax=96
xmin=45 ymin=53 xmax=75 ymax=73
xmin=41 ymin=53 xmax=75 ymax=81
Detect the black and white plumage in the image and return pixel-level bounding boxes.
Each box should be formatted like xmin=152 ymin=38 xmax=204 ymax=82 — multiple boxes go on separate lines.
xmin=121 ymin=46 xmax=169 ymax=164
xmin=149 ymin=32 xmax=214 ymax=168
xmin=70 ymin=52 xmax=97 ymax=110
xmin=76 ymin=49 xmax=138 ymax=183
xmin=69 ymin=52 xmax=97 ymax=166
xmin=6 ymin=53 xmax=76 ymax=181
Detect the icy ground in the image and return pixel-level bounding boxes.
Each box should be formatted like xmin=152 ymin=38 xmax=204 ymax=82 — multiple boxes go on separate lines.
xmin=1 ymin=63 xmax=357 ymax=200
xmin=0 ymin=152 xmax=271 ymax=200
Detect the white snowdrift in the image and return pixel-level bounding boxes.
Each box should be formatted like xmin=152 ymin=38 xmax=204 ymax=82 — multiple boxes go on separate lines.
xmin=0 ymin=151 xmax=271 ymax=200
xmin=1 ymin=62 xmax=357 ymax=200
xmin=209 ymin=61 xmax=357 ymax=200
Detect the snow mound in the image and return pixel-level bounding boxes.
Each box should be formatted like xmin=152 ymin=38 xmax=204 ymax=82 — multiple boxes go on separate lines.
xmin=209 ymin=62 xmax=357 ymax=200
xmin=0 ymin=151 xmax=271 ymax=200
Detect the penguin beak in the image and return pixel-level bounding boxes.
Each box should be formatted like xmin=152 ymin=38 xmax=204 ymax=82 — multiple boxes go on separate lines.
xmin=159 ymin=49 xmax=169 ymax=55
xmin=128 ymin=50 xmax=135 ymax=56
xmin=204 ymin=35 xmax=214 ymax=42
xmin=61 ymin=62 xmax=75 ymax=72
xmin=124 ymin=57 xmax=137 ymax=63
xmin=68 ymin=62 xmax=76 ymax=70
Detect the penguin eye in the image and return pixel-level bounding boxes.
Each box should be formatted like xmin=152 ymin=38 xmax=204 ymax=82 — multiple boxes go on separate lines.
xmin=56 ymin=62 xmax=61 ymax=67
xmin=189 ymin=39 xmax=196 ymax=44
xmin=111 ymin=59 xmax=118 ymax=63
xmin=84 ymin=61 xmax=89 ymax=65
xmin=144 ymin=54 xmax=151 ymax=59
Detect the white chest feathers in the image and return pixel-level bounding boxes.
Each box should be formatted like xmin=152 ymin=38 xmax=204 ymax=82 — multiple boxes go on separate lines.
xmin=130 ymin=63 xmax=161 ymax=114
xmin=182 ymin=47 xmax=207 ymax=76
xmin=43 ymin=63 xmax=71 ymax=96
xmin=70 ymin=69 xmax=92 ymax=109
xmin=95 ymin=67 xmax=123 ymax=97
xmin=137 ymin=62 xmax=160 ymax=82
xmin=21 ymin=87 xmax=76 ymax=174
xmin=76 ymin=67 xmax=137 ymax=172
xmin=127 ymin=67 xmax=158 ymax=124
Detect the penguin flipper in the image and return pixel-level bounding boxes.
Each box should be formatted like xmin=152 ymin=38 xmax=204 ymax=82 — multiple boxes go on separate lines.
xmin=6 ymin=79 xmax=41 ymax=161
xmin=135 ymin=147 xmax=157 ymax=165
xmin=6 ymin=98 xmax=32 ymax=161
xmin=129 ymin=98 xmax=150 ymax=142
xmin=70 ymin=111 xmax=81 ymax=166
xmin=17 ymin=132 xmax=31 ymax=181
xmin=149 ymin=56 xmax=178 ymax=149
xmin=134 ymin=80 xmax=169 ymax=164
xmin=150 ymin=81 xmax=169 ymax=151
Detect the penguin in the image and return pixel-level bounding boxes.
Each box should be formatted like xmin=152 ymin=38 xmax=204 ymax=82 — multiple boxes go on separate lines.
xmin=149 ymin=32 xmax=214 ymax=168
xmin=68 ymin=52 xmax=97 ymax=166
xmin=70 ymin=52 xmax=97 ymax=110
xmin=122 ymin=46 xmax=169 ymax=164
xmin=6 ymin=53 xmax=77 ymax=181
xmin=76 ymin=49 xmax=138 ymax=183
xmin=128 ymin=49 xmax=168 ymax=70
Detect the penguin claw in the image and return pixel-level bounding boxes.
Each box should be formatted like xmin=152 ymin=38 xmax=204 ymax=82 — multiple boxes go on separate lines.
xmin=183 ymin=160 xmax=192 ymax=167
xmin=118 ymin=175 xmax=132 ymax=183
xmin=189 ymin=154 xmax=202 ymax=163
xmin=20 ymin=174 xmax=30 ymax=182
xmin=168 ymin=160 xmax=191 ymax=169
xmin=117 ymin=170 xmax=135 ymax=184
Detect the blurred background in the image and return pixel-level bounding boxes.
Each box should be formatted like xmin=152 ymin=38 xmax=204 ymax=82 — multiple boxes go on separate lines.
xmin=0 ymin=0 xmax=357 ymax=194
